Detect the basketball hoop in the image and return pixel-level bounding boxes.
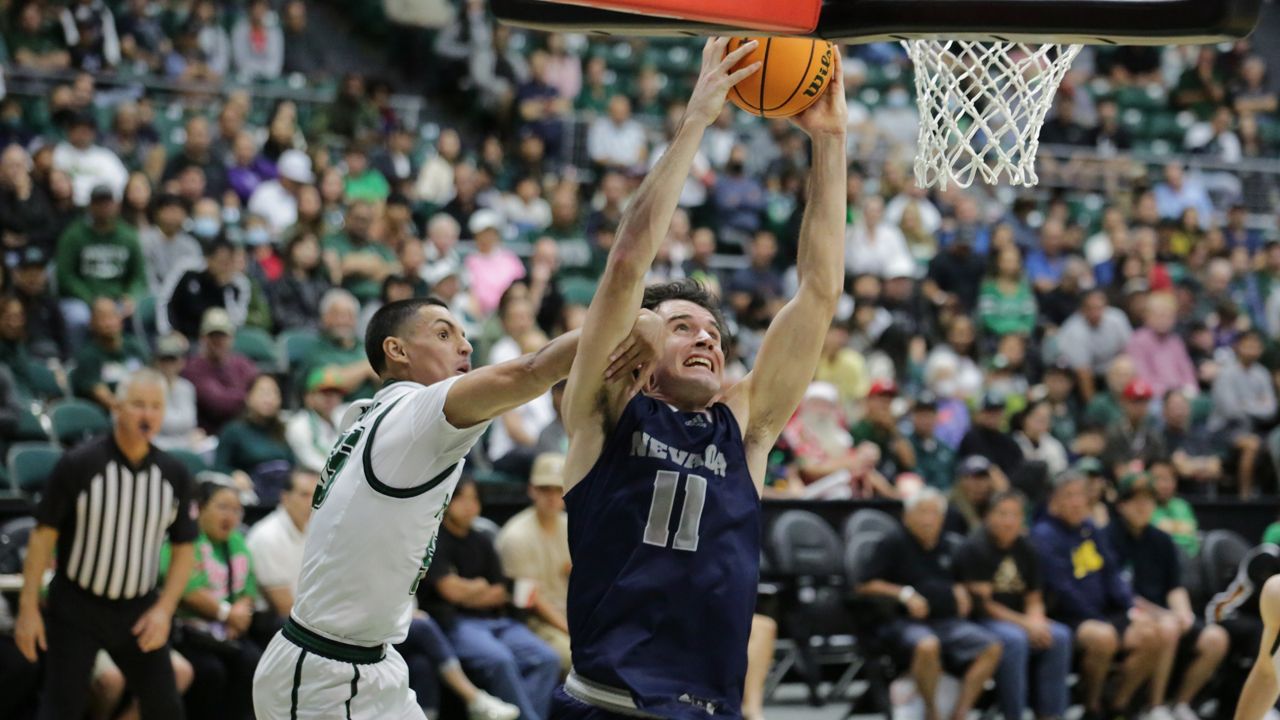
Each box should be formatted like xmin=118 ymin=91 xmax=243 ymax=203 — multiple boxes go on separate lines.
xmin=903 ymin=40 xmax=1082 ymax=189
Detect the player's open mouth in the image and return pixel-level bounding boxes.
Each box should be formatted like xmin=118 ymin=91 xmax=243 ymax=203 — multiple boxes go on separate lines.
xmin=684 ymin=356 xmax=714 ymax=370
xmin=456 ymin=363 xmax=471 ymax=374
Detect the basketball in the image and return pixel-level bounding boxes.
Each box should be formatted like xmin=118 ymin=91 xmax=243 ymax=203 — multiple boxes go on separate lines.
xmin=726 ymin=36 xmax=835 ymax=119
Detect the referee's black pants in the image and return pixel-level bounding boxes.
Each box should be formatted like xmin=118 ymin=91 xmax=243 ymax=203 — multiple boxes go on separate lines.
xmin=39 ymin=577 xmax=183 ymax=720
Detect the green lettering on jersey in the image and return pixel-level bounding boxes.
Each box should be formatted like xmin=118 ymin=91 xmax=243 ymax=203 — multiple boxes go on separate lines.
xmin=313 ymin=425 xmax=364 ymax=510
xmin=410 ymin=493 xmax=451 ymax=595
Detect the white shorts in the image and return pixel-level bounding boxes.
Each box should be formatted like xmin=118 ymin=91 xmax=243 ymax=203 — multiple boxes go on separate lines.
xmin=252 ymin=629 xmax=425 ymax=720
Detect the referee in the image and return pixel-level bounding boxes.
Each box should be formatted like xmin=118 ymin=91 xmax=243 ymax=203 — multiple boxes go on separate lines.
xmin=15 ymin=368 xmax=198 ymax=719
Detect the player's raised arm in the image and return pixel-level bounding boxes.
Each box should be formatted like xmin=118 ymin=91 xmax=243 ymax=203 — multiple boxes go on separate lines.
xmin=561 ymin=37 xmax=761 ymax=438
xmin=728 ymin=51 xmax=847 ymax=473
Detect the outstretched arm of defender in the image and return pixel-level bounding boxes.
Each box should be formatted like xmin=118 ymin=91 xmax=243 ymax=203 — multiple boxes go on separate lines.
xmin=1237 ymin=575 xmax=1280 ymax=720
xmin=728 ymin=51 xmax=848 ymax=465
xmin=561 ymin=37 xmax=761 ymax=437
xmin=444 ymin=315 xmax=662 ymax=429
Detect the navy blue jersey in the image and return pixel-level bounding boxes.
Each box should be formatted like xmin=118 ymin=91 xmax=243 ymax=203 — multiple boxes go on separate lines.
xmin=565 ymin=393 xmax=760 ymax=719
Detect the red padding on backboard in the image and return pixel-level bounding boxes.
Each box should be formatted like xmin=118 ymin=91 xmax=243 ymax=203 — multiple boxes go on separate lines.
xmin=545 ymin=0 xmax=820 ymax=34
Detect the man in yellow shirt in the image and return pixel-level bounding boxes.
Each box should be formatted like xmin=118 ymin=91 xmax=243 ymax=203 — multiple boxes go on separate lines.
xmin=495 ymin=453 xmax=572 ymax=671
xmin=814 ymin=320 xmax=869 ymax=414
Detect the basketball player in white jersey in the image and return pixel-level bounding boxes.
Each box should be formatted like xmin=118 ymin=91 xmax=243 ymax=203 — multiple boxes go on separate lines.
xmin=1237 ymin=575 xmax=1280 ymax=720
xmin=253 ymin=297 xmax=659 ymax=719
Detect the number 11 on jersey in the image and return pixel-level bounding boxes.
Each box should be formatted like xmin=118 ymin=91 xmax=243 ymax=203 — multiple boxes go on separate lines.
xmin=643 ymin=471 xmax=707 ymax=552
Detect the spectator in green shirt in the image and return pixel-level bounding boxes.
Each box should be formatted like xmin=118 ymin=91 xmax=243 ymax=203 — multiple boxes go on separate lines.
xmin=341 ymin=141 xmax=390 ymax=204
xmin=214 ymin=375 xmax=295 ymax=496
xmin=1149 ymin=460 xmax=1200 ymax=557
xmin=0 ymin=296 xmax=57 ymax=402
xmin=977 ymin=245 xmax=1038 ymax=339
xmin=161 ymin=480 xmax=261 ymax=720
xmin=575 ymin=55 xmax=614 ymax=116
xmin=70 ymin=298 xmax=149 ymax=410
xmin=297 ymin=288 xmax=379 ymax=400
xmin=57 ymin=185 xmax=148 ymax=349
xmin=8 ymin=1 xmax=71 ymax=70
xmin=851 ymin=378 xmax=916 ymax=478
xmin=323 ymin=199 xmax=395 ymax=304
xmin=906 ymin=392 xmax=957 ymax=490
xmin=1173 ymin=47 xmax=1228 ymax=119
xmin=1084 ymin=354 xmax=1135 ymax=429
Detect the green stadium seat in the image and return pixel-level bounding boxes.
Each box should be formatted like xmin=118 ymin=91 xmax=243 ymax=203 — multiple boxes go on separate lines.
xmin=234 ymin=326 xmax=283 ymax=373
xmin=21 ymin=361 xmax=66 ymax=402
xmin=14 ymin=406 xmax=50 ymax=443
xmin=6 ymin=443 xmax=62 ymax=497
xmin=132 ymin=295 xmax=159 ymax=347
xmin=279 ymin=328 xmax=321 ymax=371
xmin=167 ymin=448 xmax=210 ymax=476
xmin=49 ymin=400 xmax=111 ymax=448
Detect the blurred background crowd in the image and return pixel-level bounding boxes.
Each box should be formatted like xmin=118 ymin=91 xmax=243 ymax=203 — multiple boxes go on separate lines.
xmin=2 ymin=0 xmax=1280 ymax=716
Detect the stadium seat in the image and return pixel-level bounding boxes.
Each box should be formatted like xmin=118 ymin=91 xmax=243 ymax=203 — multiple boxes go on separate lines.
xmin=768 ymin=511 xmax=860 ymax=707
xmin=279 ymin=328 xmax=321 ymax=370
xmin=841 ymin=508 xmax=897 ymax=545
xmin=1200 ymin=529 xmax=1252 ymax=596
xmin=0 ymin=516 xmax=36 ymax=574
xmin=1179 ymin=543 xmax=1208 ymax=613
xmin=13 ymin=406 xmax=51 ymax=443
xmin=48 ymin=400 xmax=111 ymax=449
xmin=843 ymin=530 xmax=900 ymax=716
xmin=234 ymin=326 xmax=284 ymax=373
xmin=167 ymin=448 xmax=210 ymax=476
xmin=6 ymin=443 xmax=63 ymax=498
xmin=131 ymin=295 xmax=159 ymax=348
xmin=21 ymin=361 xmax=66 ymax=399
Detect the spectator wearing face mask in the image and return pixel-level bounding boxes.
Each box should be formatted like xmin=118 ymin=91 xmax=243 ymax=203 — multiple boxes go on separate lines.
xmin=139 ymin=193 xmax=201 ymax=294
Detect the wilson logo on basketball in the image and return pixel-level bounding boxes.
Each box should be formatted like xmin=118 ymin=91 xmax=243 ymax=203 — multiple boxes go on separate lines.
xmin=802 ymin=49 xmax=831 ymax=97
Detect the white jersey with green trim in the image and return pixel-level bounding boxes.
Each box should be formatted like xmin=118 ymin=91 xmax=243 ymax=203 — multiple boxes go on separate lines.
xmin=290 ymin=376 xmax=489 ymax=646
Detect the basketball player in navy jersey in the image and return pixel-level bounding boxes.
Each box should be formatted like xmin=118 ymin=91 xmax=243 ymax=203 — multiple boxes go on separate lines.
xmin=553 ymin=37 xmax=848 ymax=719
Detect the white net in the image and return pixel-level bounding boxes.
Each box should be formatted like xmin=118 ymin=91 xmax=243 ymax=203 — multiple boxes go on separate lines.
xmin=902 ymin=40 xmax=1083 ymax=189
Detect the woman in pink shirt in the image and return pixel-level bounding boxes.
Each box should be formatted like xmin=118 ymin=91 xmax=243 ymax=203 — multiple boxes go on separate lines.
xmin=464 ymin=209 xmax=527 ymax=317
xmin=1125 ymin=292 xmax=1198 ymax=397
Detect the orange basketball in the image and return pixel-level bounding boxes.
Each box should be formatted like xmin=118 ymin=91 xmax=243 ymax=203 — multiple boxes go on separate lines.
xmin=726 ymin=36 xmax=835 ymax=119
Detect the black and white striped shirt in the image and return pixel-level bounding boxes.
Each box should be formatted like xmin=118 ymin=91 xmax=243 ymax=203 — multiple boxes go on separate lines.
xmin=36 ymin=435 xmax=197 ymax=601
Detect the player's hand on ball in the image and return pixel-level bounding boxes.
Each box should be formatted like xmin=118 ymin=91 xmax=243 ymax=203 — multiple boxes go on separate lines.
xmin=606 ymin=309 xmax=664 ymax=394
xmin=685 ymin=38 xmax=762 ymax=128
xmin=791 ymin=48 xmax=847 ymax=137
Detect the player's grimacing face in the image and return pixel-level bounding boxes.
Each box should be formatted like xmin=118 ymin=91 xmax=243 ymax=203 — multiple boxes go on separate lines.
xmin=397 ymin=305 xmax=473 ymax=385
xmin=649 ymin=300 xmax=724 ymax=405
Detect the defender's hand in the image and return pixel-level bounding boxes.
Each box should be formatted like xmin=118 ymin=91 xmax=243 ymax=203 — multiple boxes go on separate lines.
xmin=685 ymin=38 xmax=762 ymax=129
xmin=606 ymin=309 xmax=664 ymax=395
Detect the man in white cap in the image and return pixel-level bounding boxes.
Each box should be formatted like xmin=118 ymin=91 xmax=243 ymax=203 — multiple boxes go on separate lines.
xmin=495 ymin=453 xmax=572 ymax=671
xmin=463 ymin=209 xmax=525 ymax=317
xmin=248 ymin=148 xmax=313 ymax=233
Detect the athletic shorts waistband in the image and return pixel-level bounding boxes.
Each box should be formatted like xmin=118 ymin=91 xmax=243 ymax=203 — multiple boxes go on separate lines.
xmin=564 ymin=670 xmax=663 ymax=719
xmin=282 ymin=617 xmax=386 ymax=665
